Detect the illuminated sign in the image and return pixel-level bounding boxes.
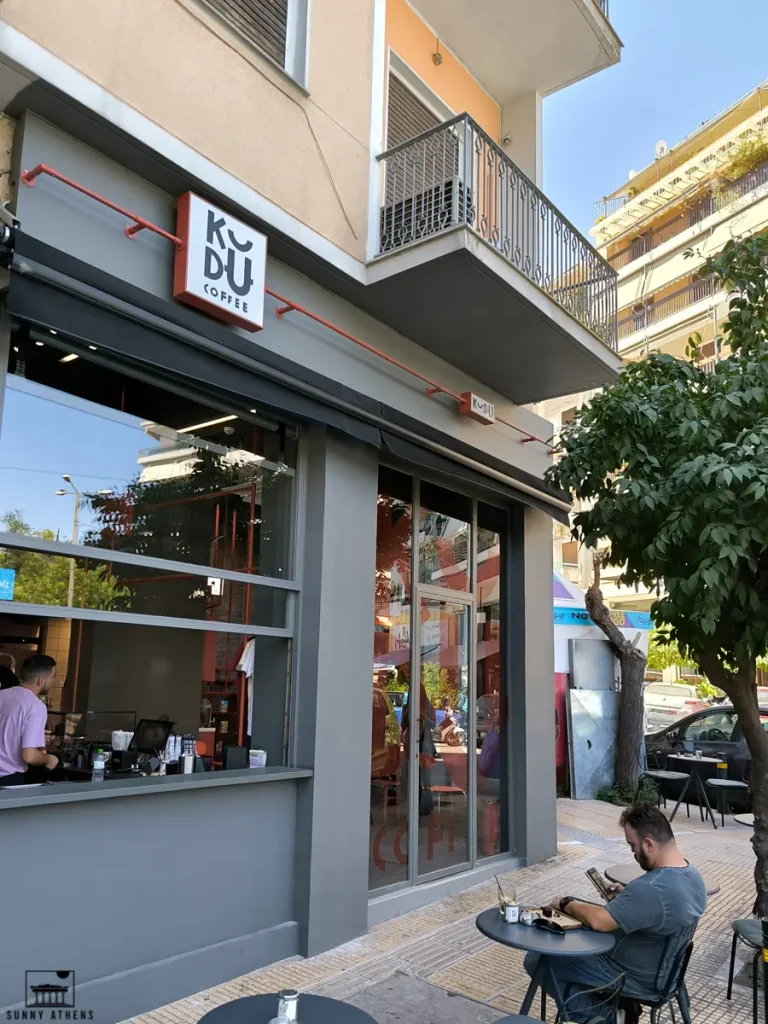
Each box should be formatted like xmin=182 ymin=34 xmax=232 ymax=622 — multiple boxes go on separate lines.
xmin=173 ymin=192 xmax=267 ymax=332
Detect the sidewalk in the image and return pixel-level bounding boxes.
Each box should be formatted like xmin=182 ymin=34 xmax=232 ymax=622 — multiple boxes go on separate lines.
xmin=128 ymin=800 xmax=756 ymax=1024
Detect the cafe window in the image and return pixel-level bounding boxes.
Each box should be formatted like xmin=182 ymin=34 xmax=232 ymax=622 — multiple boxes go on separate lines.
xmin=0 ymin=326 xmax=298 ymax=779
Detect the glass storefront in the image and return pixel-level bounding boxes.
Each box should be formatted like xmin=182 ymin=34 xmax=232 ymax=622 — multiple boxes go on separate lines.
xmin=0 ymin=325 xmax=298 ymax=780
xmin=369 ymin=470 xmax=511 ymax=892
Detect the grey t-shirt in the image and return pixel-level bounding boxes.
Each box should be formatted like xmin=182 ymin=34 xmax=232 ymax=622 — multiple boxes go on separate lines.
xmin=607 ymin=864 xmax=707 ymax=995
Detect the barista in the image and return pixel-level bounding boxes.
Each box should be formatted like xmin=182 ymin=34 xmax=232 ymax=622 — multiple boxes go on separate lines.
xmin=0 ymin=655 xmax=59 ymax=786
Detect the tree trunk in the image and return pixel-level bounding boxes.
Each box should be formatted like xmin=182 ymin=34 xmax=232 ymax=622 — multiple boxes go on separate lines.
xmin=700 ymin=653 xmax=768 ymax=916
xmin=585 ymin=556 xmax=647 ymax=793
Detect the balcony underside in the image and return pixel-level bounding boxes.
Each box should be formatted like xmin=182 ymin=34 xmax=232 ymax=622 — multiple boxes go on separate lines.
xmin=363 ymin=229 xmax=622 ymax=406
xmin=408 ymin=0 xmax=620 ymax=101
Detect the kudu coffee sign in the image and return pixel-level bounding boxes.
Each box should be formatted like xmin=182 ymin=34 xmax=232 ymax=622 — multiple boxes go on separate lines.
xmin=173 ymin=192 xmax=267 ymax=331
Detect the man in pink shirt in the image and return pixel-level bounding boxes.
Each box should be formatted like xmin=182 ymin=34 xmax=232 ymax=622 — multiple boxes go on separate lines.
xmin=0 ymin=654 xmax=59 ymax=786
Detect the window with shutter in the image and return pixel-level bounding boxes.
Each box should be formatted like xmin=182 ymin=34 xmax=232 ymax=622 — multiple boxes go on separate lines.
xmin=381 ymin=73 xmax=465 ymax=251
xmin=204 ymin=0 xmax=289 ymax=67
xmin=386 ymin=73 xmax=440 ymax=148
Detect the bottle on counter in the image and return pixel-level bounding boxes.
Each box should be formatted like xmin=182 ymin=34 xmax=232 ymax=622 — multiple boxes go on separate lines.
xmin=92 ymin=748 xmax=106 ymax=782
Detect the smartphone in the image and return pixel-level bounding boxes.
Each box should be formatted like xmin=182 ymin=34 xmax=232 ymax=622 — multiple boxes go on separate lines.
xmin=586 ymin=867 xmax=614 ymax=901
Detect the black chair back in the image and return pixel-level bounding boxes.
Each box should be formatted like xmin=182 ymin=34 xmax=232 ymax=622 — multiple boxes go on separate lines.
xmin=655 ymin=924 xmax=696 ymax=1000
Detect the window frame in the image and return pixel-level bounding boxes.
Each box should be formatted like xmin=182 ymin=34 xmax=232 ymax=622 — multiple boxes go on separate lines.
xmin=198 ymin=0 xmax=310 ymax=88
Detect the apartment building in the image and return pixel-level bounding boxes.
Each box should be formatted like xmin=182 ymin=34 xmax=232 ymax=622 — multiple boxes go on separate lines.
xmin=542 ymin=80 xmax=768 ymax=606
xmin=0 ymin=2 xmax=620 ymax=1019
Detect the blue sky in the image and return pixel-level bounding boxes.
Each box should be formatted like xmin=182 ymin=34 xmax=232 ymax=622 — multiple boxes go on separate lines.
xmin=543 ymin=0 xmax=768 ymax=237
xmin=0 ymin=378 xmax=143 ymax=539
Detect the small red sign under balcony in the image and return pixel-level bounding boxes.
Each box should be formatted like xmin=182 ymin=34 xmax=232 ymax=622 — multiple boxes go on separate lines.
xmin=460 ymin=392 xmax=495 ymax=424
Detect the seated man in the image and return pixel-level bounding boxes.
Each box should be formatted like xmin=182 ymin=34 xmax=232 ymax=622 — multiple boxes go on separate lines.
xmin=527 ymin=802 xmax=707 ymax=1019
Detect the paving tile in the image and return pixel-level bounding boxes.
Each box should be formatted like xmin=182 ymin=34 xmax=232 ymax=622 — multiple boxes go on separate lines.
xmin=124 ymin=799 xmax=758 ymax=1024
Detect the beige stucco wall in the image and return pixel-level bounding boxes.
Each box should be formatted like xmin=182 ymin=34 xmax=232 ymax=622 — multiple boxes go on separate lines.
xmin=0 ymin=0 xmax=374 ymax=260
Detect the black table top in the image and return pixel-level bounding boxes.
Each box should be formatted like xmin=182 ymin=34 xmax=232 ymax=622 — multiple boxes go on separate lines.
xmin=198 ymin=994 xmax=376 ymax=1024
xmin=476 ymin=908 xmax=616 ymax=957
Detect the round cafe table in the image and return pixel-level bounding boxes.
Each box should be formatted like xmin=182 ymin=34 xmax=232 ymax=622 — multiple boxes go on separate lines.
xmin=198 ymin=994 xmax=376 ymax=1024
xmin=476 ymin=907 xmax=617 ymax=1019
xmin=604 ymin=862 xmax=720 ymax=896
xmin=735 ymin=812 xmax=754 ymax=828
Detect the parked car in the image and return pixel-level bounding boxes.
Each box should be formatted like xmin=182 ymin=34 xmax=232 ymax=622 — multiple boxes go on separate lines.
xmin=644 ymin=705 xmax=768 ymax=806
xmin=644 ymin=682 xmax=707 ymax=731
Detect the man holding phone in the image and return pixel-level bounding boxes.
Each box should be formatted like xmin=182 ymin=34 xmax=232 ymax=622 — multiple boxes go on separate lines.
xmin=525 ymin=803 xmax=707 ymax=1014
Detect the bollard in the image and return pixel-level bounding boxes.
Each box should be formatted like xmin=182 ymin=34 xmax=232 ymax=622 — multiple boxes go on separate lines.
xmin=763 ymin=916 xmax=768 ymax=1022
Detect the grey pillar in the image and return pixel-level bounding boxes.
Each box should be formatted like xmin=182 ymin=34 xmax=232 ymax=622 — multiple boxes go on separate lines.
xmin=509 ymin=505 xmax=557 ymax=864
xmin=293 ymin=427 xmax=378 ymax=956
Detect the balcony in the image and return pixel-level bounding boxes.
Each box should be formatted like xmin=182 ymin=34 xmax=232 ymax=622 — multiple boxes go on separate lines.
xmin=617 ymin=276 xmax=716 ymax=343
xmin=607 ymin=159 xmax=768 ymax=271
xmin=363 ymin=115 xmax=621 ymax=405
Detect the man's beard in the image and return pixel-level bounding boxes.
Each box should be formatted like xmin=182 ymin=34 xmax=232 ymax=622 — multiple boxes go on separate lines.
xmin=634 ymin=847 xmax=653 ymax=871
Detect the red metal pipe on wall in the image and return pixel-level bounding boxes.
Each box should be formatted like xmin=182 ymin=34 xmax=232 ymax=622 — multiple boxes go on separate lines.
xmin=20 ymin=162 xmax=554 ymax=450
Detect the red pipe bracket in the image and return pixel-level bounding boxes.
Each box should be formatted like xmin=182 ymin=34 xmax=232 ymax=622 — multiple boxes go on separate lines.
xmin=21 ymin=163 xmax=186 ymax=250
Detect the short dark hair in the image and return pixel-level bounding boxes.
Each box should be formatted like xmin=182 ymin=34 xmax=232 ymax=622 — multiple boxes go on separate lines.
xmin=19 ymin=654 xmax=56 ymax=683
xmin=619 ymin=802 xmax=674 ymax=845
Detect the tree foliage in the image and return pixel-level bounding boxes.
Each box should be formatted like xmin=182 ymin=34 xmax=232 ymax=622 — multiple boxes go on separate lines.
xmin=547 ymin=235 xmax=768 ymax=912
xmin=0 ymin=511 xmax=130 ymax=611
xmin=645 ymin=629 xmax=697 ymax=673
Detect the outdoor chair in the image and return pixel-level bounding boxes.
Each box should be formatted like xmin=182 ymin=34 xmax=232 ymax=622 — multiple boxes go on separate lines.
xmin=635 ymin=767 xmax=692 ymax=817
xmin=726 ymin=917 xmax=762 ymax=1024
xmin=618 ymin=928 xmax=695 ymax=1024
xmin=705 ymin=776 xmax=749 ymax=827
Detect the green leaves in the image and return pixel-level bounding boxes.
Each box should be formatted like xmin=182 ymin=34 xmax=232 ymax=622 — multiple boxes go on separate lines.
xmin=546 ymin=235 xmax=768 ymax=667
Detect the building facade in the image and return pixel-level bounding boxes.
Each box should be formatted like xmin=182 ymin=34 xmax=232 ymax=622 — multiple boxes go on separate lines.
xmin=542 ymin=80 xmax=768 ymax=606
xmin=0 ymin=2 xmax=620 ymax=1021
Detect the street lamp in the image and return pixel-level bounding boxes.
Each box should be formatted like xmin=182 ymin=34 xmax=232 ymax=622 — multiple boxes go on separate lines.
xmin=56 ymin=477 xmax=113 ymax=607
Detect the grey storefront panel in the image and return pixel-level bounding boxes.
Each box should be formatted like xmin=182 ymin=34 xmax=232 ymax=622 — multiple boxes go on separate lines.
xmin=0 ymin=775 xmax=306 ymax=1021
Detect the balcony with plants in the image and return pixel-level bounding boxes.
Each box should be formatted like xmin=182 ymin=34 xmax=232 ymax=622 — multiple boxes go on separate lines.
xmin=605 ymin=135 xmax=768 ymax=272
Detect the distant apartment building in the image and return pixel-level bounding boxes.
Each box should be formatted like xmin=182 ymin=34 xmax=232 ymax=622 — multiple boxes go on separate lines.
xmin=541 ymin=80 xmax=768 ymax=606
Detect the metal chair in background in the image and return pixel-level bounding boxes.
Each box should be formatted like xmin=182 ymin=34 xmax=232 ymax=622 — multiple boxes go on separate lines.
xmin=726 ymin=918 xmax=761 ymax=1024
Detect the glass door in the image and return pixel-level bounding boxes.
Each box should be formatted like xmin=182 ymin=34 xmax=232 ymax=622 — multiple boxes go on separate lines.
xmin=414 ymin=592 xmax=472 ymax=880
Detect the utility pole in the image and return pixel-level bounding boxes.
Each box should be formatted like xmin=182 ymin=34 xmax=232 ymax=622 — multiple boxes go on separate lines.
xmin=56 ymin=477 xmax=112 ymax=607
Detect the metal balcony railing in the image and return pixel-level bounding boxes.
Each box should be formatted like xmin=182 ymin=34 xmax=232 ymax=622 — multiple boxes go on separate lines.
xmin=596 ymin=0 xmax=609 ymax=16
xmin=617 ymin=276 xmax=716 ymax=341
xmin=377 ymin=113 xmax=618 ymax=352
xmin=608 ymin=159 xmax=768 ymax=271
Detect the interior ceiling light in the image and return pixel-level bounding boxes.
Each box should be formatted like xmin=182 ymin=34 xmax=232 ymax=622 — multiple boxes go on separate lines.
xmin=177 ymin=415 xmax=237 ymax=434
xmin=35 ymin=341 xmax=43 ymax=347
xmin=49 ymin=329 xmax=58 ymax=336
xmin=88 ymin=345 xmax=97 ymax=351
xmin=59 ymin=353 xmax=79 ymax=363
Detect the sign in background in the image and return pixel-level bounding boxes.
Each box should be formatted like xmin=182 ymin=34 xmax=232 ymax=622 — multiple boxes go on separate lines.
xmin=173 ymin=192 xmax=267 ymax=332
xmin=553 ymin=606 xmax=653 ymax=630
xmin=0 ymin=567 xmax=16 ymax=601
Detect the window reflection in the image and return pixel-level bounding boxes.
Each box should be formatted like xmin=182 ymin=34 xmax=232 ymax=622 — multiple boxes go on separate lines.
xmin=418 ymin=483 xmax=471 ymax=591
xmin=370 ymin=468 xmax=412 ymax=890
xmin=1 ymin=341 xmax=296 ymax=577
xmin=476 ymin=504 xmax=508 ymax=858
